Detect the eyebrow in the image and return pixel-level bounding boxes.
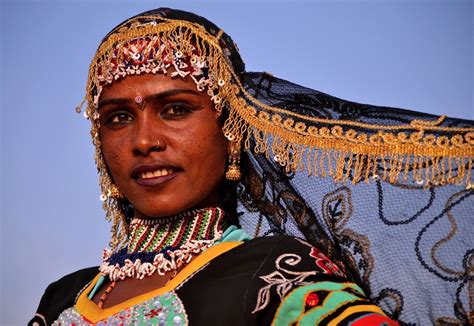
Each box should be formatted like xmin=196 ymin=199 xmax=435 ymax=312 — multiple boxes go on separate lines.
xmin=98 ymin=89 xmax=202 ymax=110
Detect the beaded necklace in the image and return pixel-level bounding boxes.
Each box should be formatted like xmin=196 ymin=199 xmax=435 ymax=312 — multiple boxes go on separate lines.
xmin=99 ymin=207 xmax=226 ymax=282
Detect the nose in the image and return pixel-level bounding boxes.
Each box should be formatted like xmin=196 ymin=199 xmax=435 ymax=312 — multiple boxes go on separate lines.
xmin=132 ymin=112 xmax=165 ymax=156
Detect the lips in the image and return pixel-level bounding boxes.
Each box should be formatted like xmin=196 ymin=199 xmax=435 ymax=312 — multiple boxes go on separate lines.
xmin=131 ymin=162 xmax=182 ymax=186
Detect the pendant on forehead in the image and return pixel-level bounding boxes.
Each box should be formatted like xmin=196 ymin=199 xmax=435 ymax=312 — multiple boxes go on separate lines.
xmin=135 ymin=95 xmax=145 ymax=110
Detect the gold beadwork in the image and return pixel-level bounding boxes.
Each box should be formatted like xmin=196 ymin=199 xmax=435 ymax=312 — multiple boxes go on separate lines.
xmin=216 ymin=29 xmax=224 ymax=40
xmin=108 ymin=184 xmax=124 ymax=199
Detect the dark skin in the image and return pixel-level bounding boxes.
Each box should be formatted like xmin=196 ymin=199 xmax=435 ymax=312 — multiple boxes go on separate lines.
xmin=92 ymin=73 xmax=228 ymax=307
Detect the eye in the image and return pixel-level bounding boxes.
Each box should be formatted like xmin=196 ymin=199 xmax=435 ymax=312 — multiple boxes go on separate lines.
xmin=160 ymin=103 xmax=192 ymax=119
xmin=104 ymin=111 xmax=133 ymax=125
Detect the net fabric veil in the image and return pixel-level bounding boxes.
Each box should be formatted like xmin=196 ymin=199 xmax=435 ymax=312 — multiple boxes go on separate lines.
xmin=81 ymin=8 xmax=474 ymax=325
xmin=237 ymin=72 xmax=473 ymax=324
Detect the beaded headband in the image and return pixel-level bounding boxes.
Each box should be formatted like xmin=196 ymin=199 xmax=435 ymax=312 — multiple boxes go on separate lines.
xmin=79 ymin=14 xmax=474 ymax=251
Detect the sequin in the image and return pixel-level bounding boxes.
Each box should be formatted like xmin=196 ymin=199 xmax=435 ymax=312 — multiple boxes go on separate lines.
xmin=53 ymin=290 xmax=188 ymax=325
xmin=134 ymin=95 xmax=143 ymax=104
xmin=305 ymin=292 xmax=319 ymax=307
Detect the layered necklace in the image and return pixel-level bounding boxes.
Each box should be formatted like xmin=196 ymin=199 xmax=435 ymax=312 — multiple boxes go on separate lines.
xmin=99 ymin=207 xmax=227 ymax=282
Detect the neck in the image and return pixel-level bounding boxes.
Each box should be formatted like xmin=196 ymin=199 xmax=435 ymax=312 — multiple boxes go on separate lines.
xmin=127 ymin=207 xmax=227 ymax=253
xmin=100 ymin=207 xmax=228 ymax=281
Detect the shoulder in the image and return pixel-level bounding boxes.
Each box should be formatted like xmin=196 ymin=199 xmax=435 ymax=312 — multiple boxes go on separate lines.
xmin=239 ymin=235 xmax=347 ymax=277
xmin=29 ymin=266 xmax=99 ymax=326
xmin=240 ymin=234 xmax=321 ymax=251
xmin=244 ymin=234 xmax=331 ymax=250
xmin=48 ymin=266 xmax=99 ymax=288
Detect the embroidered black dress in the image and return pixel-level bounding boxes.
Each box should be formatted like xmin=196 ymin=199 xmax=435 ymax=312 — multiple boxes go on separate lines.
xmin=29 ymin=236 xmax=397 ymax=325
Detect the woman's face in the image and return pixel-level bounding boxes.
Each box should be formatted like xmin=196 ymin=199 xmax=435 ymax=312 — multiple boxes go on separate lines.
xmin=98 ymin=73 xmax=228 ymax=219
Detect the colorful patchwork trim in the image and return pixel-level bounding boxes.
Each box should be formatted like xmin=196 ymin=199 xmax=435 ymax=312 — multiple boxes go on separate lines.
xmin=272 ymin=281 xmax=399 ymax=325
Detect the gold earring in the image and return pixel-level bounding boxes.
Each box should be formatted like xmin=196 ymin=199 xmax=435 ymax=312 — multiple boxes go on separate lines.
xmin=108 ymin=184 xmax=124 ymax=199
xmin=225 ymin=140 xmax=241 ymax=181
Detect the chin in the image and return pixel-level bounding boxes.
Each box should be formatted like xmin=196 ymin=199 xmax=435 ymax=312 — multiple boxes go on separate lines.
xmin=130 ymin=183 xmax=222 ymax=219
xmin=135 ymin=199 xmax=198 ymax=219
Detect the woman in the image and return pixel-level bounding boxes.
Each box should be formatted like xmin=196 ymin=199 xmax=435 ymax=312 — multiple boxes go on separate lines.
xmin=30 ymin=8 xmax=473 ymax=325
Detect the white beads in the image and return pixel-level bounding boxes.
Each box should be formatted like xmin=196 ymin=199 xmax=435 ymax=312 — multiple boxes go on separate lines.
xmin=212 ymin=95 xmax=221 ymax=104
xmin=99 ymin=237 xmax=220 ymax=282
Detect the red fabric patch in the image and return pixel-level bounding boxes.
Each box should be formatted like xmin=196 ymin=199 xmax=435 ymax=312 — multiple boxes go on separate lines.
xmin=309 ymin=247 xmax=344 ymax=276
xmin=350 ymin=313 xmax=399 ymax=325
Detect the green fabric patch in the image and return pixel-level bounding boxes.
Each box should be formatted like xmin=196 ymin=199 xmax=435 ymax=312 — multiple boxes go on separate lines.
xmin=272 ymin=281 xmax=365 ymax=326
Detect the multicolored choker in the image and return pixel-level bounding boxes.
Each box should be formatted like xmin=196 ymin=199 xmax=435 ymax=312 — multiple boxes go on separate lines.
xmin=100 ymin=207 xmax=226 ymax=282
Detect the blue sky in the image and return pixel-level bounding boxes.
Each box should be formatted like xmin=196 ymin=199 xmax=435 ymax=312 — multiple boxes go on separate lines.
xmin=1 ymin=0 xmax=472 ymax=324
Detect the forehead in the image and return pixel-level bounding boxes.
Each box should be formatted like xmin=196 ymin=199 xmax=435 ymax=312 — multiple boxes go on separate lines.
xmin=99 ymin=73 xmax=203 ymax=100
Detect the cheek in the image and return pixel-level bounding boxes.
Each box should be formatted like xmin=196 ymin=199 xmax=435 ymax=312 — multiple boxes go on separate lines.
xmin=181 ymin=126 xmax=227 ymax=176
xmin=100 ymin=132 xmax=127 ymax=179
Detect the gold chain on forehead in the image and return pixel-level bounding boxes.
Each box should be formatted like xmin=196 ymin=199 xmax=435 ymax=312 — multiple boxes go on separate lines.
xmin=79 ymin=16 xmax=474 ymax=251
